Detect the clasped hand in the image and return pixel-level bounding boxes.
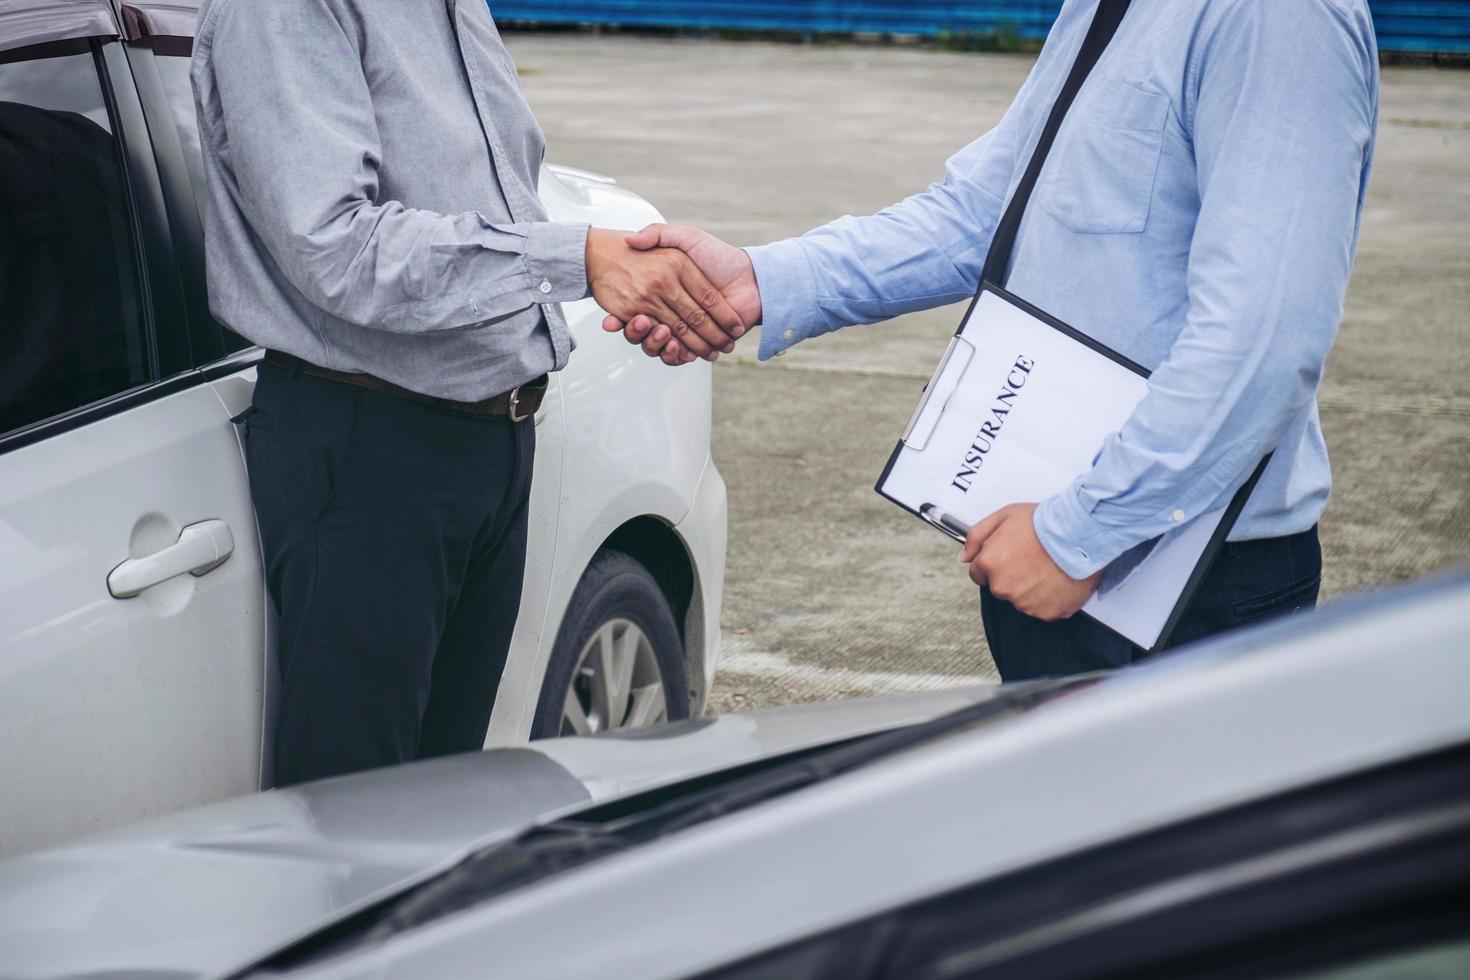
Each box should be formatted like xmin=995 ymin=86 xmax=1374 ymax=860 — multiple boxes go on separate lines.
xmin=592 ymin=225 xmax=761 ymax=366
xmin=960 ymin=503 xmax=1102 ymax=621
xmin=586 ymin=227 xmax=757 ymax=363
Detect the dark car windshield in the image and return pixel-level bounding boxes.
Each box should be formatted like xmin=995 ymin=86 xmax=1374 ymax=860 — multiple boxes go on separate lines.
xmin=247 ymin=676 xmax=1096 ymax=975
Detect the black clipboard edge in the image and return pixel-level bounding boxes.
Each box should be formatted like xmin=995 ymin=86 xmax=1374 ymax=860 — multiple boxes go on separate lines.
xmin=874 ymin=439 xmax=907 ymax=502
xmin=874 ymin=469 xmax=959 ymax=536
xmin=981 ymin=281 xmax=1153 ymax=379
xmin=1148 ymin=452 xmax=1273 ymax=653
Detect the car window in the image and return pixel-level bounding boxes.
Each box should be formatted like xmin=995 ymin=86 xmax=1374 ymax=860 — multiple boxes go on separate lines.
xmin=0 ymin=42 xmax=150 ymax=435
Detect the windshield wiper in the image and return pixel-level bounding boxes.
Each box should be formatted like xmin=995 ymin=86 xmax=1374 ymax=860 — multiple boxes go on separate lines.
xmin=367 ymin=827 xmax=632 ymax=938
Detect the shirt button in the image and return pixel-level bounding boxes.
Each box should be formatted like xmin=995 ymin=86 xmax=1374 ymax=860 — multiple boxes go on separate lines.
xmin=1171 ymin=509 xmax=1186 ymax=522
xmin=539 ymin=280 xmax=553 ymax=294
xmin=782 ymin=328 xmax=795 ymax=341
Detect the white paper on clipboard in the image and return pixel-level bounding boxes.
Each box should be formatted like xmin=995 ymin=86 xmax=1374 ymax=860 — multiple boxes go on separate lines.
xmin=877 ymin=288 xmax=1235 ymax=651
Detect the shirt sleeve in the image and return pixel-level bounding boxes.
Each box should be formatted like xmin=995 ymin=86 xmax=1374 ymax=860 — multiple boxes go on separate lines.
xmin=206 ymin=0 xmax=588 ymax=334
xmin=744 ymin=12 xmax=1070 ymax=361
xmin=1034 ymin=0 xmax=1377 ymax=579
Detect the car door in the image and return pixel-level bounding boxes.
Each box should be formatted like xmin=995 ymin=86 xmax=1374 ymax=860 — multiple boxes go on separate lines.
xmin=0 ymin=27 xmax=264 ymax=857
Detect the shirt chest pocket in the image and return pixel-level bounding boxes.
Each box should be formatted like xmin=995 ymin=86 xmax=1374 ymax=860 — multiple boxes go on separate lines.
xmin=1037 ymin=79 xmax=1171 ymax=235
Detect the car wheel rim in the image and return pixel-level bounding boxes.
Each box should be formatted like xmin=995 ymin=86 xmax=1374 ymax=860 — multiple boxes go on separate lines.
xmin=562 ymin=618 xmax=667 ymax=736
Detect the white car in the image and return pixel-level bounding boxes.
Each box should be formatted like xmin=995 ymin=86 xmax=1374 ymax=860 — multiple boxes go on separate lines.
xmin=0 ymin=575 xmax=1464 ymax=980
xmin=0 ymin=0 xmax=726 ymax=858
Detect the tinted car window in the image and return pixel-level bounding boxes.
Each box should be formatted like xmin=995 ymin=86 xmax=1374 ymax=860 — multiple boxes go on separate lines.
xmin=0 ymin=43 xmax=149 ymax=435
xmin=152 ymin=50 xmax=204 ymax=213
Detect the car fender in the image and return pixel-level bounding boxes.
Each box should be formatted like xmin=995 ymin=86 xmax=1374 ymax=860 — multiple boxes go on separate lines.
xmin=488 ymin=166 xmax=718 ymax=743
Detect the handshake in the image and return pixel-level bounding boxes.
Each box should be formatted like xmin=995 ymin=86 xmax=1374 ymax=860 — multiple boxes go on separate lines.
xmin=585 ymin=225 xmax=759 ymax=366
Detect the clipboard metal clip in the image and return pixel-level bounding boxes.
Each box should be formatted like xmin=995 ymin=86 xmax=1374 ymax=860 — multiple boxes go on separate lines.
xmin=901 ymin=335 xmax=975 ymax=452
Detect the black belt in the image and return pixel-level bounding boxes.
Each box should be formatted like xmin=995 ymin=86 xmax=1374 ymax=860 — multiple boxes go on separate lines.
xmin=263 ymin=350 xmax=546 ymax=421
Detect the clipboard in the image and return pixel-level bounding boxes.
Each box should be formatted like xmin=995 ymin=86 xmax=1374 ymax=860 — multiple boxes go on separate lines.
xmin=875 ymin=282 xmax=1268 ymax=652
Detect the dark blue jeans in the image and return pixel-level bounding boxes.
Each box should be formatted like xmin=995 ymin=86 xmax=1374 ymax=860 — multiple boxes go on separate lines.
xmin=981 ymin=527 xmax=1322 ymax=681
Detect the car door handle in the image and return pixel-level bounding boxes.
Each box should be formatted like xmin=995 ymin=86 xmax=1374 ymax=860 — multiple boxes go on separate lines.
xmin=108 ymin=520 xmax=235 ymax=599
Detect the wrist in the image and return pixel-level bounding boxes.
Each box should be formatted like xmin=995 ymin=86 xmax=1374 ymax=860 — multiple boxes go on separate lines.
xmin=745 ymin=241 xmax=819 ymax=359
xmin=584 ymin=228 xmax=617 ymax=286
xmin=1034 ymin=490 xmax=1109 ymax=580
xmin=738 ymin=248 xmax=762 ymax=326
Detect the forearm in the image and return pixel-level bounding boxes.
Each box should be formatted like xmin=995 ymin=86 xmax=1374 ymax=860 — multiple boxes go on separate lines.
xmin=278 ymin=205 xmax=589 ymax=333
xmin=746 ymin=133 xmax=1016 ymax=360
xmin=1032 ymin=334 xmax=1323 ymax=579
xmin=746 ymin=208 xmax=986 ymax=358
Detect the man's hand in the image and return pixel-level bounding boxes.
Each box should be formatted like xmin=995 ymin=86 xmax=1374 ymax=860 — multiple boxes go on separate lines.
xmin=601 ymin=224 xmax=761 ymax=366
xmin=960 ymin=503 xmax=1102 ymax=621
xmin=585 ymin=228 xmax=746 ymax=362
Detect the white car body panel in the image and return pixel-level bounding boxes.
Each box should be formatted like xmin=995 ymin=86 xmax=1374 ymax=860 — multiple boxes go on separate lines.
xmin=0 ymin=688 xmax=996 ymax=980
xmin=674 ymin=456 xmax=728 ymax=700
xmin=488 ymin=165 xmax=725 ymax=743
xmin=0 ymin=165 xmax=727 ymax=856
xmin=0 ymin=384 xmax=266 ymax=854
xmin=288 ymin=578 xmax=1470 ymax=980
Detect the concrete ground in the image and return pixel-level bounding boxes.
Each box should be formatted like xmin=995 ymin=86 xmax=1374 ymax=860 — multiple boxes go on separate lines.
xmin=509 ymin=33 xmax=1470 ymax=712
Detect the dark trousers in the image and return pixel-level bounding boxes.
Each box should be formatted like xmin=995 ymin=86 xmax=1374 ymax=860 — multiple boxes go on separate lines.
xmin=981 ymin=527 xmax=1323 ymax=681
xmin=242 ymin=361 xmax=534 ymax=786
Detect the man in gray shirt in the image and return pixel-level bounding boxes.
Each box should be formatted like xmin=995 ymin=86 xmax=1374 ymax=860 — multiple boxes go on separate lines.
xmin=192 ymin=0 xmax=742 ymax=783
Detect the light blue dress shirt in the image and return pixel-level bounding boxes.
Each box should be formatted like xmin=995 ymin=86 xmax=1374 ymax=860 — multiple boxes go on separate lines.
xmin=746 ymin=0 xmax=1379 ymax=580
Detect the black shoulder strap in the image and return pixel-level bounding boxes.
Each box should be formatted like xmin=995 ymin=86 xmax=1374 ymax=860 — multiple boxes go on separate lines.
xmin=981 ymin=0 xmax=1133 ymax=288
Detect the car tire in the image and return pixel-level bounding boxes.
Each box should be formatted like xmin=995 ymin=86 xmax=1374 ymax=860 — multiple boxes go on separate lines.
xmin=531 ymin=550 xmax=690 ymax=740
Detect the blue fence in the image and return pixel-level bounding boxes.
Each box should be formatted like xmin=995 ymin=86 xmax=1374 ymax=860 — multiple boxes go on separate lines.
xmin=490 ymin=0 xmax=1470 ymax=54
xmin=1372 ymin=0 xmax=1470 ymax=51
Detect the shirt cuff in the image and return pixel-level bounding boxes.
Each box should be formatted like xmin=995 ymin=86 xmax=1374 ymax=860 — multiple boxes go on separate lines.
xmin=1033 ymin=483 xmax=1135 ymax=580
xmin=745 ymin=240 xmax=823 ymax=360
xmin=522 ymin=222 xmax=590 ymax=304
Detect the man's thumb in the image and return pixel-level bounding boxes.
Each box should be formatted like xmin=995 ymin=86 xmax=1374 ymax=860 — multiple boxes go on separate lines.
xmin=624 ymin=223 xmax=670 ymax=251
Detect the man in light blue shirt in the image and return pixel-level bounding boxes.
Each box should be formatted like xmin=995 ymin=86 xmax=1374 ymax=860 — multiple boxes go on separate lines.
xmin=607 ymin=0 xmax=1380 ymax=678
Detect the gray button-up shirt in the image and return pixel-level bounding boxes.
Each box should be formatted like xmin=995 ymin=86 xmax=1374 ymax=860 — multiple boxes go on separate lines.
xmin=192 ymin=0 xmax=589 ymax=400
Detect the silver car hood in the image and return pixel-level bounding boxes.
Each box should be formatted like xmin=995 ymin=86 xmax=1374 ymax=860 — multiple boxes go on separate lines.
xmin=0 ymin=686 xmax=995 ymax=980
